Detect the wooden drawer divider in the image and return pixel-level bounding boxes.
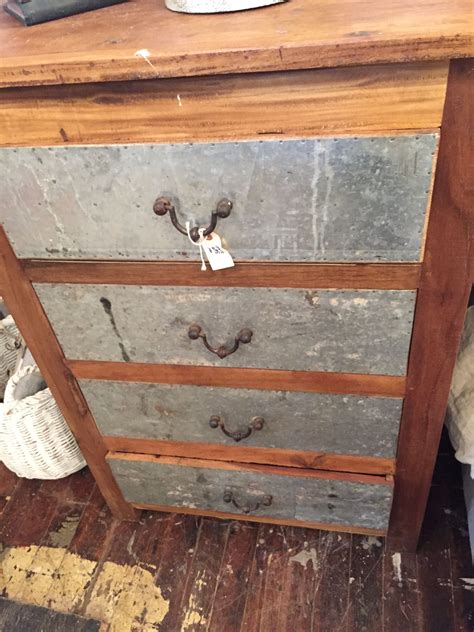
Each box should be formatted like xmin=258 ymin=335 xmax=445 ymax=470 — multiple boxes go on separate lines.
xmin=104 ymin=436 xmax=396 ymax=476
xmin=24 ymin=260 xmax=421 ymax=290
xmin=68 ymin=361 xmax=406 ymax=398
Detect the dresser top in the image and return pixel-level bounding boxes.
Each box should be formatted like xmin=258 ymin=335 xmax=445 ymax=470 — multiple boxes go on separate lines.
xmin=0 ymin=0 xmax=472 ymax=88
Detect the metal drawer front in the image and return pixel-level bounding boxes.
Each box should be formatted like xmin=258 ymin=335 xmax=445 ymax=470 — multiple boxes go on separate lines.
xmin=108 ymin=457 xmax=393 ymax=531
xmin=1 ymin=135 xmax=436 ymax=262
xmin=35 ymin=284 xmax=416 ymax=375
xmin=81 ymin=380 xmax=402 ymax=458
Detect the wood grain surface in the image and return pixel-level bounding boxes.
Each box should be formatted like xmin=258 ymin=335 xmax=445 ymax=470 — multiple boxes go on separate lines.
xmin=68 ymin=360 xmax=407 ymax=397
xmin=0 ymin=0 xmax=471 ymax=87
xmin=103 ymin=436 xmax=396 ymax=475
xmin=106 ymin=452 xmax=393 ymax=486
xmin=388 ymin=58 xmax=474 ymax=552
xmin=0 ymin=227 xmax=136 ymax=520
xmin=131 ymin=502 xmax=388 ymax=537
xmin=0 ymin=599 xmax=100 ymax=632
xmin=0 ymin=452 xmax=470 ymax=631
xmin=25 ymin=260 xmax=422 ymax=290
xmin=0 ymin=63 xmax=447 ymax=146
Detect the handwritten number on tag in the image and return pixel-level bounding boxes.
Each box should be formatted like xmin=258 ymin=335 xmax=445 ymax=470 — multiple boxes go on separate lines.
xmin=202 ymin=232 xmax=234 ymax=271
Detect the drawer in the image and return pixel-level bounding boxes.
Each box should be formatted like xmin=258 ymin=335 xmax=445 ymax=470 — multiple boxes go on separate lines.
xmin=1 ymin=135 xmax=436 ymax=262
xmin=81 ymin=381 xmax=402 ymax=459
xmin=35 ymin=285 xmax=416 ymax=375
xmin=107 ymin=454 xmax=394 ymax=532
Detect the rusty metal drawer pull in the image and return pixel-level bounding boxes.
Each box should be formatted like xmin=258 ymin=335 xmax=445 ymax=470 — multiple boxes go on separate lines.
xmin=209 ymin=415 xmax=264 ymax=442
xmin=153 ymin=196 xmax=232 ymax=242
xmin=188 ymin=324 xmax=252 ymax=359
xmin=223 ymin=491 xmax=273 ymax=514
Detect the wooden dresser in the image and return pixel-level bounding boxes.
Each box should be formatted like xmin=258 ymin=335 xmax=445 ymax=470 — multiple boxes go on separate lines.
xmin=0 ymin=0 xmax=472 ymax=551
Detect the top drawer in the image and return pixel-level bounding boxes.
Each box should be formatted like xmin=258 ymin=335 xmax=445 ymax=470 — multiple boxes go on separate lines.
xmin=0 ymin=135 xmax=436 ymax=262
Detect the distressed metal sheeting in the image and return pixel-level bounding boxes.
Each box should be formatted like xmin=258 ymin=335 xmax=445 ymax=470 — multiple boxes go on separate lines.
xmin=80 ymin=380 xmax=402 ymax=458
xmin=35 ymin=284 xmax=416 ymax=375
xmin=0 ymin=136 xmax=437 ymax=261
xmin=109 ymin=458 xmax=393 ymax=530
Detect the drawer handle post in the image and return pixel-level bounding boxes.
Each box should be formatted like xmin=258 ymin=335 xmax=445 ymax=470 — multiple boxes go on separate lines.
xmin=188 ymin=324 xmax=253 ymax=359
xmin=223 ymin=490 xmax=273 ymax=514
xmin=209 ymin=415 xmax=264 ymax=442
xmin=153 ymin=197 xmax=232 ymax=242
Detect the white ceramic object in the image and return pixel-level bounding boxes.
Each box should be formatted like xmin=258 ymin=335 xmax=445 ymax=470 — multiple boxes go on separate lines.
xmin=165 ymin=0 xmax=285 ymax=13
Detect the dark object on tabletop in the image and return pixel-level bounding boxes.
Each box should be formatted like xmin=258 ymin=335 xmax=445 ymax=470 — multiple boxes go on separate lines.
xmin=4 ymin=0 xmax=128 ymax=26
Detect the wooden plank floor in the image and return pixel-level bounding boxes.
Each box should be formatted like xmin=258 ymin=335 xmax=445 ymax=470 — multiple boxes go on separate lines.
xmin=0 ymin=435 xmax=472 ymax=632
xmin=0 ymin=597 xmax=100 ymax=632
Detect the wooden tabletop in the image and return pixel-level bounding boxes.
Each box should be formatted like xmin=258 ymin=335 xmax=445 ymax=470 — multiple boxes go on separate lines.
xmin=0 ymin=0 xmax=472 ymax=87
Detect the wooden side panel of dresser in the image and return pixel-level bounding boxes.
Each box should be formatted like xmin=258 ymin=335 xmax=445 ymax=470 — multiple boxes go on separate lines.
xmin=0 ymin=61 xmax=451 ymax=536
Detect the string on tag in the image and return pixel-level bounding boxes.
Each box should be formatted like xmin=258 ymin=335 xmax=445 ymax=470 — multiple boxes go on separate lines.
xmin=186 ymin=221 xmax=207 ymax=271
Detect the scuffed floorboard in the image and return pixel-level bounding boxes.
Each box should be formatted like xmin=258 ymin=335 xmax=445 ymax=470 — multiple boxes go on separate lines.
xmin=0 ymin=434 xmax=472 ymax=631
xmin=0 ymin=597 xmax=100 ymax=632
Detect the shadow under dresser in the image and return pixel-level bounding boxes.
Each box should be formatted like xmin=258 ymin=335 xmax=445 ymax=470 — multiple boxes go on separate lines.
xmin=0 ymin=0 xmax=472 ymax=552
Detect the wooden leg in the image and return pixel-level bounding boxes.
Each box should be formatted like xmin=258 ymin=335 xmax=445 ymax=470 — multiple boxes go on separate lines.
xmin=387 ymin=58 xmax=473 ymax=552
xmin=0 ymin=227 xmax=138 ymax=521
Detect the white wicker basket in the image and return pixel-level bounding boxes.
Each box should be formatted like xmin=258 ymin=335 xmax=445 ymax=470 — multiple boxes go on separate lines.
xmin=0 ymin=315 xmax=23 ymax=400
xmin=0 ymin=363 xmax=86 ymax=479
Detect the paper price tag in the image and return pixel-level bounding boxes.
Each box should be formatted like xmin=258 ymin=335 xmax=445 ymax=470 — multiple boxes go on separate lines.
xmin=202 ymin=233 xmax=234 ymax=271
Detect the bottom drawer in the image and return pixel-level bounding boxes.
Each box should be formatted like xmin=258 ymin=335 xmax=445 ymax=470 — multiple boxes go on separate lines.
xmin=107 ymin=454 xmax=393 ymax=534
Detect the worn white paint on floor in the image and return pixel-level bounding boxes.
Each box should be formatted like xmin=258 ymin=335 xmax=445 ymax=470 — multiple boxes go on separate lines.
xmin=180 ymin=571 xmax=209 ymax=631
xmin=362 ymin=536 xmax=383 ymax=550
xmin=0 ymin=545 xmax=169 ymax=631
xmin=392 ymin=552 xmax=403 ymax=585
xmin=460 ymin=577 xmax=474 ymax=591
xmin=289 ymin=547 xmax=318 ymax=570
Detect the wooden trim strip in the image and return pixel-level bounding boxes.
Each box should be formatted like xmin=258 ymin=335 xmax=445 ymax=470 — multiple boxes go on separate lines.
xmin=24 ymin=260 xmax=422 ymax=290
xmin=103 ymin=436 xmax=396 ymax=476
xmin=106 ymin=452 xmax=393 ymax=487
xmin=0 ymin=63 xmax=448 ymax=146
xmin=131 ymin=502 xmax=387 ymax=537
xmin=0 ymin=263 xmax=7 ymax=294
xmin=0 ymin=226 xmax=137 ymax=520
xmin=69 ymin=361 xmax=407 ymax=398
xmin=387 ymin=59 xmax=474 ymax=552
xmin=132 ymin=502 xmax=387 ymax=537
